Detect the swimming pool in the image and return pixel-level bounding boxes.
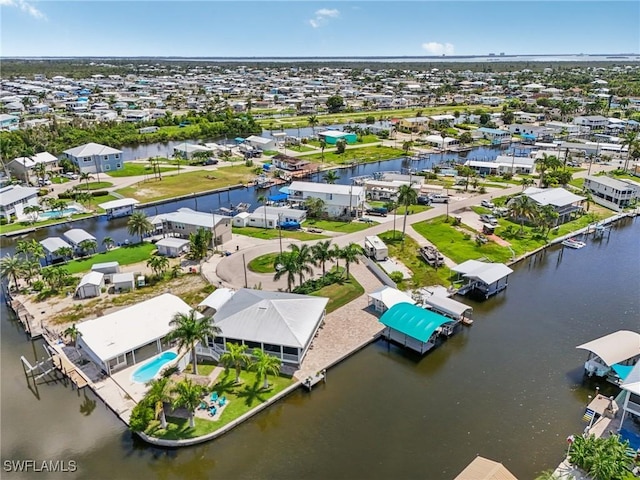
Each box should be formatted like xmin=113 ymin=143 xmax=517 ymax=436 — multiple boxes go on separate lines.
xmin=131 ymin=351 xmax=177 ymax=383
xmin=39 ymin=208 xmax=81 ymax=219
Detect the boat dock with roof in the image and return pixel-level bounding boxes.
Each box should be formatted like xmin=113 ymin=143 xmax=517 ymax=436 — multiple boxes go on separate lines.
xmin=576 ymin=330 xmax=640 ymax=385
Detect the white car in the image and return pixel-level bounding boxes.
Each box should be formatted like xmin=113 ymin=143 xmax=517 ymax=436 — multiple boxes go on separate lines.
xmin=481 ymin=200 xmax=495 ymax=209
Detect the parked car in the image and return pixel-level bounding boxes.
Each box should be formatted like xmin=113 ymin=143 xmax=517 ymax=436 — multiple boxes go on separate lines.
xmin=366 ymin=207 xmax=388 ymax=217
xmin=481 ymin=200 xmax=495 ymax=209
xmin=417 ymin=195 xmax=431 ymax=205
xmin=203 ymin=158 xmax=219 ymax=165
xmin=493 ymin=207 xmax=509 ymax=217
xmin=480 ymin=214 xmax=498 ymax=226
xmin=62 ymin=172 xmax=78 ymax=180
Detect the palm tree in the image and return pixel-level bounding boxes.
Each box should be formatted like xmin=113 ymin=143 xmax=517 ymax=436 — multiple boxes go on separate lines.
xmin=187 ymin=227 xmax=212 ymax=263
xmin=322 ymin=169 xmax=340 ymax=184
xmin=23 ymin=205 xmax=42 ymax=224
xmin=21 ymin=258 xmax=41 ymax=286
xmin=167 ymin=309 xmax=220 ymax=376
xmin=63 ymin=323 xmax=81 ymax=351
xmin=79 ymin=172 xmax=94 ymax=190
xmin=307 ymin=115 xmax=318 ymax=135
xmin=257 ymin=194 xmax=268 ymax=229
xmin=397 ymin=184 xmax=418 ymax=239
xmin=621 ymin=131 xmax=638 ymax=172
xmin=538 ymin=205 xmax=559 ymax=238
xmin=402 ymin=140 xmax=413 ymax=155
xmin=250 ymin=348 xmax=281 ymax=389
xmin=127 ymin=211 xmax=153 ymax=243
xmin=508 ymin=195 xmax=540 ymax=233
xmin=102 ymin=236 xmax=115 ymax=250
xmin=289 ymin=243 xmax=314 ymax=286
xmin=273 ymin=252 xmax=297 ymax=292
xmin=78 ymin=239 xmax=97 ymax=255
xmin=74 ymin=191 xmax=92 ymax=206
xmin=220 ymin=343 xmax=250 ymax=384
xmin=169 ymin=264 xmax=182 ymax=279
xmin=330 ymin=243 xmax=342 ymax=270
xmin=520 ymin=177 xmax=534 ymax=191
xmin=33 ymin=159 xmax=48 ymax=185
xmin=147 ymin=255 xmax=169 ymax=277
xmin=54 ymin=246 xmax=74 ymax=262
xmin=319 ymin=139 xmax=326 ymax=162
xmin=171 ymin=378 xmax=204 ymax=428
xmin=340 ymin=243 xmax=362 ymax=279
xmin=535 ymin=153 xmax=562 ymax=188
xmin=0 ymin=254 xmax=23 ymax=290
xmin=311 ymin=240 xmax=332 ymax=276
xmin=146 ymin=377 xmax=171 ymax=429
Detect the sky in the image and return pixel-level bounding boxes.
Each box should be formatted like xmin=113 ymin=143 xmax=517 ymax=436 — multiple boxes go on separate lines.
xmin=1 ymin=1 xmax=639 ymax=57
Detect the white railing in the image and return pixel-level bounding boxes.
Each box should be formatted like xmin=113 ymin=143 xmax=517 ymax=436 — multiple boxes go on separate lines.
xmin=195 ymin=345 xmax=221 ymax=360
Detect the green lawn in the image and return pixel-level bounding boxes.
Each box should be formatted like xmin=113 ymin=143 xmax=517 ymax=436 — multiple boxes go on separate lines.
xmin=378 ymin=231 xmax=451 ymax=288
xmin=51 ymin=176 xmax=69 ymax=184
xmin=58 ymin=243 xmax=157 ymax=274
xmin=146 ymin=370 xmax=294 ymax=440
xmin=288 ymin=145 xmax=316 ymax=153
xmin=395 ymin=204 xmax=431 ymax=216
xmin=248 ymin=252 xmax=280 ymax=273
xmin=106 ymin=163 xmax=179 ymax=178
xmin=79 ymin=181 xmax=113 ymax=190
xmin=301 ymin=145 xmax=405 ymax=165
xmin=311 ymin=275 xmax=364 ymax=313
xmin=233 ymin=226 xmax=327 ymax=241
xmin=0 ymin=213 xmax=95 ymax=235
xmin=304 ymin=218 xmax=374 ymax=233
xmin=116 ymin=166 xmax=256 ymax=202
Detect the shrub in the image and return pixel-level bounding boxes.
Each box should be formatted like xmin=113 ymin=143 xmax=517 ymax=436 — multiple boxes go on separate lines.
xmin=0 ymin=217 xmax=8 ymax=225
xmin=389 ymin=271 xmax=404 ymax=284
xmin=38 ymin=188 xmax=49 ymax=196
xmin=31 ymin=280 xmax=45 ymax=292
xmin=129 ymin=400 xmax=154 ymax=432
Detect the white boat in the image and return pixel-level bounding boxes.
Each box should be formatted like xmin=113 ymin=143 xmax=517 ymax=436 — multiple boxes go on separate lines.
xmin=562 ymin=238 xmax=586 ymax=249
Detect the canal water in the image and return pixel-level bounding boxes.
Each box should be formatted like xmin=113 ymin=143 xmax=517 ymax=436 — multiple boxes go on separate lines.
xmin=1 ymin=218 xmax=638 ymax=479
xmin=0 ymin=144 xmax=526 ymax=253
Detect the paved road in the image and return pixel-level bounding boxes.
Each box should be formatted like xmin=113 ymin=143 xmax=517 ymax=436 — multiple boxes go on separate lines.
xmin=212 ymin=162 xmax=615 ymax=291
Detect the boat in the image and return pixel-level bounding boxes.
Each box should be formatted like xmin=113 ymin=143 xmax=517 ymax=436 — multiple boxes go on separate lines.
xmin=419 ymin=246 xmax=445 ymax=267
xmin=562 ymin=238 xmax=586 ymax=249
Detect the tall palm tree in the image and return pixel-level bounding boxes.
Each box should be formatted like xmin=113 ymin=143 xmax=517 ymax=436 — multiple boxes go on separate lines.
xmin=171 ymin=378 xmax=204 ymax=428
xmin=340 ymin=243 xmax=362 ymax=279
xmin=146 ymin=377 xmax=171 ymax=429
xmin=330 ymin=243 xmax=342 ymax=270
xmin=621 ymin=131 xmax=638 ymax=172
xmin=102 ymin=236 xmax=115 ymax=250
xmin=319 ymin=139 xmax=326 ymax=162
xmin=397 ymin=184 xmax=418 ymax=239
xmin=23 ymin=205 xmax=42 ymax=224
xmin=508 ymin=195 xmax=540 ymax=233
xmin=33 ymin=162 xmax=47 ymax=184
xmin=520 ymin=177 xmax=534 ymax=191
xmin=0 ymin=254 xmax=23 ymax=290
xmin=78 ymin=239 xmax=97 ymax=255
xmin=311 ymin=240 xmax=333 ymax=276
xmin=127 ymin=211 xmax=153 ymax=244
xmin=79 ymin=172 xmax=94 ymax=190
xmin=307 ymin=115 xmax=318 ymax=135
xmin=63 ymin=323 xmax=81 ymax=351
xmin=220 ymin=343 xmax=250 ymax=384
xmin=250 ymin=348 xmax=282 ymax=389
xmin=289 ymin=243 xmax=314 ymax=286
xmin=257 ymin=194 xmax=268 ymax=229
xmin=322 ymin=169 xmax=340 ymax=184
xmin=167 ymin=309 xmax=220 ymax=376
xmin=538 ymin=205 xmax=559 ymax=239
xmin=147 ymin=255 xmax=169 ymax=277
xmin=273 ymin=252 xmax=297 ymax=292
xmin=54 ymin=246 xmax=74 ymax=262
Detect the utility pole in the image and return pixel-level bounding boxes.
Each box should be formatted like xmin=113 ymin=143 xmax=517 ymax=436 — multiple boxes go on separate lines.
xmin=242 ymin=254 xmax=248 ymax=288
xmin=278 ymin=213 xmax=283 ymax=255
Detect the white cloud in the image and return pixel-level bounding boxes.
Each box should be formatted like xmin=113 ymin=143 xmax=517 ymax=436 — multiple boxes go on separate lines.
xmin=421 ymin=42 xmax=455 ymax=55
xmin=0 ymin=0 xmax=46 ymax=20
xmin=308 ymin=8 xmax=340 ymax=28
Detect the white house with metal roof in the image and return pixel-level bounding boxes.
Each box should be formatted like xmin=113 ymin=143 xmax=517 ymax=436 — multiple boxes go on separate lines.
xmin=519 ymin=187 xmax=585 ymax=224
xmin=76 ymin=293 xmax=194 ymax=374
xmin=156 ymin=237 xmax=190 ymax=257
xmin=288 ymin=181 xmax=365 ymax=218
xmin=154 ymin=208 xmax=232 ymax=245
xmin=0 ymin=185 xmax=39 ymax=221
xmin=244 ymin=135 xmax=276 ymax=151
xmin=8 ymin=151 xmax=59 ymax=182
xmin=62 ymin=142 xmax=124 ymax=174
xmin=198 ymin=288 xmax=329 ymax=367
xmin=583 ymin=175 xmax=639 ymax=211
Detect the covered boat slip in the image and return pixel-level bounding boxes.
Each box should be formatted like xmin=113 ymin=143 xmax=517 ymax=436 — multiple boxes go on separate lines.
xmin=618 ymin=362 xmax=640 ymax=450
xmin=452 ymin=260 xmax=513 ymax=299
xmin=379 ymin=302 xmax=456 ymax=355
xmin=576 ymin=330 xmax=640 ymax=383
xmin=421 ymin=294 xmax=473 ymax=325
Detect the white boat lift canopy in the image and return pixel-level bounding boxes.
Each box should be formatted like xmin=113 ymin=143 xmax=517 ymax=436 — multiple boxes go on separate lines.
xmin=423 ymin=295 xmax=472 ymax=320
xmin=576 ymin=330 xmax=640 ymax=366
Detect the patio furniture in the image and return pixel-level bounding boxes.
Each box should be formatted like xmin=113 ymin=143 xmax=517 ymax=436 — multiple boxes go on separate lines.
xmin=197 ymin=401 xmax=207 ymax=410
xmin=218 ymin=396 xmax=227 ymax=407
xmin=210 ymin=391 xmax=218 ymax=402
xmin=208 ymin=406 xmax=217 ymax=417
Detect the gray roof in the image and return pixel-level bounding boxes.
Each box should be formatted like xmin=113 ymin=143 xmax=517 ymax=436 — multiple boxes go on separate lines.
xmin=452 ymin=260 xmax=513 ymax=285
xmin=157 ymin=208 xmax=227 ymax=228
xmin=77 ymin=271 xmax=104 ymax=288
xmin=289 ymin=181 xmax=364 ymax=196
xmin=63 ymin=228 xmax=96 ymax=246
xmin=585 ymin=175 xmax=634 ymax=190
xmin=63 ymin=142 xmax=122 ymax=157
xmin=214 ymin=289 xmax=328 ymax=348
xmin=523 ymin=187 xmax=585 ymax=207
xmin=0 ymin=185 xmax=39 ymax=207
xmin=112 ymin=272 xmax=135 ymax=284
xmin=11 ymin=152 xmax=58 ymax=168
xmin=156 ymin=237 xmax=190 ymax=248
xmin=40 ymin=237 xmax=72 ymax=254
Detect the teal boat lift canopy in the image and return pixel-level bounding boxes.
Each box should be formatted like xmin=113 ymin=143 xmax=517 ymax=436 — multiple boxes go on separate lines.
xmin=379 ymin=302 xmax=454 ymax=343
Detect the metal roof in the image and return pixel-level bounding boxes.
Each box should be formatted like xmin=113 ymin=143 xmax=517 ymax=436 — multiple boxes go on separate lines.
xmin=367 ymin=286 xmax=415 ymax=310
xmin=11 ymin=151 xmax=58 ymax=168
xmin=289 ymin=181 xmax=364 ymax=196
xmin=98 ymin=198 xmax=139 ymax=210
xmin=423 ymin=295 xmax=472 ymax=318
xmin=156 ymin=208 xmax=227 ymax=228
xmin=77 ymin=271 xmax=104 ymax=288
xmin=452 ymin=260 xmax=513 ymax=285
xmin=198 ymin=288 xmax=235 ymax=312
xmin=40 ymin=237 xmax=72 ymax=254
xmin=621 ymin=362 xmax=640 ymax=396
xmin=213 ymin=289 xmax=328 ymax=348
xmin=523 ymin=187 xmax=585 ymax=207
xmin=156 ymin=237 xmax=190 ymax=248
xmin=379 ymin=302 xmax=453 ymax=343
xmin=0 ymin=185 xmax=39 ymax=207
xmin=63 ymin=142 xmax=122 ymax=157
xmin=576 ymin=330 xmax=640 ymax=366
xmin=63 ymin=228 xmax=96 ymax=246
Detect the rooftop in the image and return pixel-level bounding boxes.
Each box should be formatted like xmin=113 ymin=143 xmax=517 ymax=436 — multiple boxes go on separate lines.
xmin=379 ymin=302 xmax=453 ymax=343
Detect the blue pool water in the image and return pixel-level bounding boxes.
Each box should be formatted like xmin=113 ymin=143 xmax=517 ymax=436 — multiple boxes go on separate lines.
xmin=39 ymin=208 xmax=81 ymax=219
xmin=131 ymin=351 xmax=178 ymax=383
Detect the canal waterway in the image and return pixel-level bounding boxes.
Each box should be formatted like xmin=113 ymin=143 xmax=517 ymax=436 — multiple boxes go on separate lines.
xmin=1 ymin=218 xmax=638 ymax=479
xmin=0 ymin=144 xmax=526 ymax=253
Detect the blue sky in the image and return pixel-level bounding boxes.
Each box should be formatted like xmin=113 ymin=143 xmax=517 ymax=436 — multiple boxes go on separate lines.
xmin=1 ymin=1 xmax=639 ymax=57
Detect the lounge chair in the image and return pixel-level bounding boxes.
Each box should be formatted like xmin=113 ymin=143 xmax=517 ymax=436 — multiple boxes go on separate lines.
xmin=218 ymin=396 xmax=227 ymax=407
xmin=198 ymin=401 xmax=207 ymax=410
xmin=210 ymin=391 xmax=218 ymax=402
xmin=208 ymin=406 xmax=217 ymax=417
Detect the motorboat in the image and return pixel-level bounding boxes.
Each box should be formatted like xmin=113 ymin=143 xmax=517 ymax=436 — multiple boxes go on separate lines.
xmin=562 ymin=238 xmax=586 ymax=249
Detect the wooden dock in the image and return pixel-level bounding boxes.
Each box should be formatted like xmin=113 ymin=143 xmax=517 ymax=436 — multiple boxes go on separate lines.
xmin=51 ymin=351 xmax=89 ymax=389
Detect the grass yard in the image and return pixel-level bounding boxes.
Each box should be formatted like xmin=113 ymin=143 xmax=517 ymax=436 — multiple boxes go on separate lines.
xmin=51 ymin=176 xmax=69 ymax=184
xmin=288 ymin=145 xmax=317 ymax=153
xmin=79 ymin=181 xmax=113 ymax=190
xmin=58 ymin=243 xmax=157 ymax=274
xmin=248 ymin=252 xmax=280 ymax=273
xmin=304 ymin=218 xmax=374 ymax=233
xmin=233 ymin=226 xmax=327 ymax=241
xmin=378 ymin=231 xmax=451 ymax=288
xmin=116 ymin=166 xmax=256 ymax=202
xmin=301 ymin=145 xmax=405 ymax=165
xmin=395 ymin=204 xmax=431 ymax=216
xmin=106 ymin=163 xmax=179 ymax=178
xmin=0 ymin=212 xmax=95 ymax=235
xmin=147 ymin=370 xmax=294 ymax=440
xmin=311 ymin=275 xmax=364 ymax=313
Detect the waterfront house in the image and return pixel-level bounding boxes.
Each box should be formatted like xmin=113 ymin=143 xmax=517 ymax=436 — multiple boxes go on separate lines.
xmin=98 ymin=198 xmax=139 ymax=219
xmin=397 ymin=117 xmax=430 ymax=133
xmin=244 ymin=135 xmax=276 ymax=151
xmin=247 ymin=206 xmax=306 ymax=229
xmin=454 ymin=456 xmax=518 ymax=480
xmin=63 ymin=228 xmax=97 ymax=253
xmin=367 ymin=286 xmax=415 ymax=313
xmin=317 ymin=130 xmax=357 ymax=145
xmin=40 ymin=237 xmax=73 ymax=264
xmin=288 ymin=181 xmax=365 ymax=218
xmin=155 ymin=237 xmax=190 ymax=257
xmin=576 ymin=330 xmax=640 ymax=383
xmin=583 ymin=175 xmax=639 ymax=211
xmin=8 ymin=151 xmax=59 ymax=183
xmin=520 ymin=187 xmax=585 ymax=224
xmin=197 ymin=288 xmax=329 ymax=368
xmin=271 ymin=154 xmax=311 ymax=172
xmin=172 ymin=142 xmax=213 ymax=160
xmin=0 ymin=185 xmax=39 ymax=221
xmin=476 ymin=127 xmax=511 ymax=145
xmin=75 ymin=271 xmax=104 ymax=299
xmin=76 ymin=293 xmax=192 ymax=375
xmin=154 ymin=208 xmax=232 ymax=246
xmin=617 ymin=361 xmax=640 ymax=450
xmin=378 ymin=302 xmax=456 ymax=354
xmin=91 ymin=261 xmax=120 ymax=282
xmin=62 ymin=142 xmax=124 ymax=174
xmin=452 ymin=260 xmax=513 ymax=299
xmin=0 ymin=113 xmax=19 ymax=131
